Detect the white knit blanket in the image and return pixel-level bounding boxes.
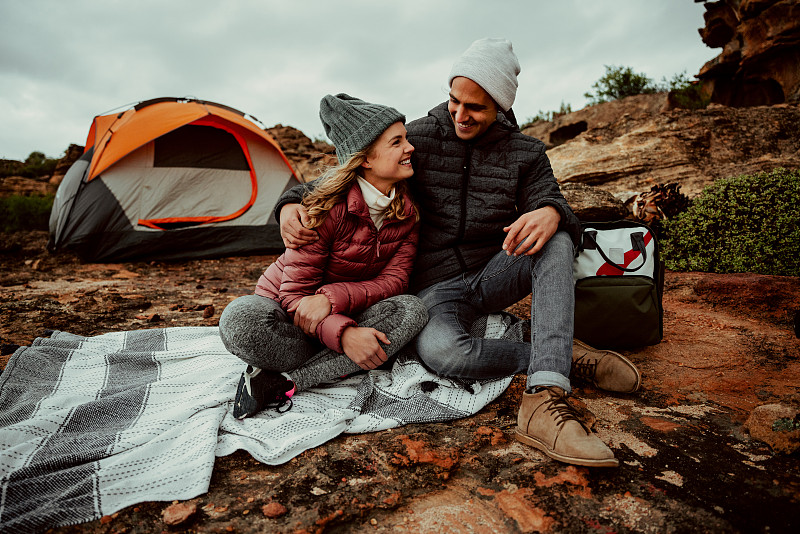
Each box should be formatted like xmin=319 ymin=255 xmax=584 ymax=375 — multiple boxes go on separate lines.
xmin=0 ymin=324 xmax=513 ymax=532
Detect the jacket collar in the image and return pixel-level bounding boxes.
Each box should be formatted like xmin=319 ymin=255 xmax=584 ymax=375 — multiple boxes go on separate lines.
xmin=345 ymin=181 xmax=414 ymax=221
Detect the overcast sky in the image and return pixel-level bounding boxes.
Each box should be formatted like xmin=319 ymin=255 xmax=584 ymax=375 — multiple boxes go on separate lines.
xmin=0 ymin=0 xmax=717 ymax=161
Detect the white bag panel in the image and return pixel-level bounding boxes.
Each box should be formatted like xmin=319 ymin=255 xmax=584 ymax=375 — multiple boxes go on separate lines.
xmin=573 ymin=226 xmax=657 ymax=281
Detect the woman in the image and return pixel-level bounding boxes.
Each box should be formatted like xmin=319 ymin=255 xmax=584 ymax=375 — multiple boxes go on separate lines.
xmin=219 ymin=93 xmax=427 ymax=419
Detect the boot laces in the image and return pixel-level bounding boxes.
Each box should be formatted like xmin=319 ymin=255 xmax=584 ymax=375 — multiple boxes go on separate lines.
xmin=572 ymin=354 xmax=598 ymax=382
xmin=541 ymin=387 xmax=589 ymax=431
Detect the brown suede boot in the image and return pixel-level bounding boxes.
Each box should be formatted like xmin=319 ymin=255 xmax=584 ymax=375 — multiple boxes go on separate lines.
xmin=515 ymin=386 xmax=619 ymax=467
xmin=572 ymin=339 xmax=641 ymax=393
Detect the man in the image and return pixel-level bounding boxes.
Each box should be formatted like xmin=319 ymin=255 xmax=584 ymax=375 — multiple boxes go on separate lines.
xmin=277 ymin=38 xmax=641 ymax=467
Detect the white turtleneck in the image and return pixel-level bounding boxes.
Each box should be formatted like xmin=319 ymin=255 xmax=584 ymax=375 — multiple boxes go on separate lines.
xmin=357 ymin=176 xmax=395 ymax=230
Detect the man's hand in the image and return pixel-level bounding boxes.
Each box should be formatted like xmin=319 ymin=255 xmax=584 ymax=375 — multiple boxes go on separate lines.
xmin=502 ymin=205 xmax=561 ymax=256
xmin=341 ymin=326 xmax=390 ymax=370
xmin=279 ymin=203 xmax=319 ymax=249
xmin=290 ymin=294 xmax=331 ymax=336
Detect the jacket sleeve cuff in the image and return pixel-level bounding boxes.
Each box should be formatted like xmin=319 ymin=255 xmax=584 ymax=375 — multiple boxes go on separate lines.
xmin=315 ymin=286 xmax=349 ymax=315
xmin=316 ymin=314 xmax=358 ymax=353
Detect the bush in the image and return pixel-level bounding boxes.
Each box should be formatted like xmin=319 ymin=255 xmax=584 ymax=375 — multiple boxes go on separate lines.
xmin=0 ymin=151 xmax=59 ymax=179
xmin=661 ymin=168 xmax=800 ymax=276
xmin=584 ymin=66 xmax=709 ymax=109
xmin=0 ymin=194 xmax=54 ymax=233
xmin=660 ymin=71 xmax=710 ymax=110
xmin=584 ymin=65 xmax=657 ymax=105
xmin=521 ymin=101 xmax=573 ymax=129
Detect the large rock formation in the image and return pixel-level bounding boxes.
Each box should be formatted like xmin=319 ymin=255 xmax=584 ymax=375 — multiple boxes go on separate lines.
xmin=519 ymin=0 xmax=800 ymax=211
xmin=697 ymin=0 xmax=800 ymax=106
xmin=264 ymin=124 xmax=335 ymax=183
xmin=523 ymin=94 xmax=800 ymax=200
xmin=524 ymin=93 xmax=670 ymax=150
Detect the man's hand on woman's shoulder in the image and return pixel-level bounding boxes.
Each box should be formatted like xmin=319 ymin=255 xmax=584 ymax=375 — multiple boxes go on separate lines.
xmin=279 ymin=203 xmax=319 ymax=249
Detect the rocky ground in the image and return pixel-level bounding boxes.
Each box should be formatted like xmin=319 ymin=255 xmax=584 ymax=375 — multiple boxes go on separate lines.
xmin=2 ymin=230 xmax=799 ymax=533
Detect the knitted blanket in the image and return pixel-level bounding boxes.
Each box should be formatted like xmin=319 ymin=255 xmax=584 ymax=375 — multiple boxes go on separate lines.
xmin=0 ymin=323 xmax=513 ymax=532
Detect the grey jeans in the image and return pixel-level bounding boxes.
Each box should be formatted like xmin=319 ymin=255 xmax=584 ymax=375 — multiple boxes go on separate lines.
xmin=414 ymin=231 xmax=575 ymax=392
xmin=219 ymin=293 xmax=428 ymax=391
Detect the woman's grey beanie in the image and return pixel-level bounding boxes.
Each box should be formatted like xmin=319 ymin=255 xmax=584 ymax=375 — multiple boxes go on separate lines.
xmin=448 ymin=38 xmax=521 ymax=111
xmin=319 ymin=93 xmax=405 ymax=164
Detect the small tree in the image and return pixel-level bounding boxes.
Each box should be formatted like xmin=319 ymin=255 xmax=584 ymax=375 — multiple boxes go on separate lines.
xmin=584 ymin=65 xmax=657 ymax=105
xmin=19 ymin=151 xmax=58 ymax=178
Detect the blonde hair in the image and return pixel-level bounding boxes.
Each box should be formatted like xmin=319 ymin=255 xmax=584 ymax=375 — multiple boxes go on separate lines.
xmin=302 ymin=145 xmax=418 ymax=229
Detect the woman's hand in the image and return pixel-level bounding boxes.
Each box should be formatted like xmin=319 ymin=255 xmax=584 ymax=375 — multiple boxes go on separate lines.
xmin=341 ymin=327 xmax=390 ymax=370
xmin=280 ymin=203 xmax=319 ymax=249
xmin=291 ymin=294 xmax=332 ymax=336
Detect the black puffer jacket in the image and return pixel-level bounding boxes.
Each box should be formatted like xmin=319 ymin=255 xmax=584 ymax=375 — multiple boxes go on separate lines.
xmin=405 ymin=102 xmax=580 ymax=291
xmin=273 ymin=102 xmax=581 ymax=293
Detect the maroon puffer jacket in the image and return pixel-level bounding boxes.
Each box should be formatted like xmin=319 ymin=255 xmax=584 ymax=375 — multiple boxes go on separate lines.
xmin=255 ymin=183 xmax=419 ymax=352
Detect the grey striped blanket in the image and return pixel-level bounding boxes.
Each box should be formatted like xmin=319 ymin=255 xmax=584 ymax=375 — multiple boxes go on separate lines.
xmin=0 ymin=322 xmax=513 ymax=532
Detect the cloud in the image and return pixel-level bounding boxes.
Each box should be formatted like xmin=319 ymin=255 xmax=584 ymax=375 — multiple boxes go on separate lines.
xmin=0 ymin=0 xmax=715 ymax=160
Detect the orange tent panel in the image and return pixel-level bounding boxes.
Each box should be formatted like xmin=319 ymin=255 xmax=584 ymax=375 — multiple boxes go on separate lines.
xmin=86 ymin=100 xmax=295 ymax=182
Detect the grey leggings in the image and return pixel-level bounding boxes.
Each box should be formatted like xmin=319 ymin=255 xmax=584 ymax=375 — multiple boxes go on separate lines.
xmin=218 ymin=294 xmax=428 ymax=391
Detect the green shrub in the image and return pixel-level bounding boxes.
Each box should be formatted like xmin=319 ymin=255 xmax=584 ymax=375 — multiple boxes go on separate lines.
xmin=584 ymin=65 xmax=657 ymax=105
xmin=521 ymin=101 xmax=573 ymax=129
xmin=22 ymin=151 xmax=58 ymax=178
xmin=0 ymin=159 xmax=22 ymax=177
xmin=661 ymin=168 xmax=800 ymax=276
xmin=0 ymin=151 xmax=59 ymax=179
xmin=583 ymin=66 xmax=709 ymax=109
xmin=0 ymin=194 xmax=54 ymax=233
xmin=660 ymin=71 xmax=710 ymax=110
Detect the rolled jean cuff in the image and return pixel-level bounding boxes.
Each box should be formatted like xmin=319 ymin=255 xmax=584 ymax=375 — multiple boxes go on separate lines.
xmin=527 ymin=371 xmax=571 ymax=394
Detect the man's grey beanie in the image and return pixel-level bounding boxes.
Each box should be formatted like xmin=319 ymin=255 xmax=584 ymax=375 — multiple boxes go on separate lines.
xmin=448 ymin=38 xmax=521 ymax=111
xmin=319 ymin=93 xmax=405 ymax=164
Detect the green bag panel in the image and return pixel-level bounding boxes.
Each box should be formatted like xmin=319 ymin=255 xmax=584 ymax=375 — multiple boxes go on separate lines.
xmin=574 ymin=275 xmax=663 ymax=349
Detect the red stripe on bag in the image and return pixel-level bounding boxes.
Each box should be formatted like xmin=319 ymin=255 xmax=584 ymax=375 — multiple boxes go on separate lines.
xmin=595 ymin=231 xmax=653 ymax=276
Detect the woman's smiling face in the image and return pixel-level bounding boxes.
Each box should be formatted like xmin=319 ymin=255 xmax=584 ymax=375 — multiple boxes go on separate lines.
xmin=361 ymin=121 xmax=414 ymax=194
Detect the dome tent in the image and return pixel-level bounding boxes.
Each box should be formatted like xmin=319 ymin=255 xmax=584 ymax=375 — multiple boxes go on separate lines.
xmin=48 ymin=97 xmax=301 ymax=262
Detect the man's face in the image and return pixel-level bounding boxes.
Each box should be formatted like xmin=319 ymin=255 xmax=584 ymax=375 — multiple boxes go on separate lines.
xmin=447 ymin=76 xmax=498 ymax=141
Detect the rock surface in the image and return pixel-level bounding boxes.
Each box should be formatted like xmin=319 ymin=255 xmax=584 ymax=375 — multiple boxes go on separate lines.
xmin=524 ymin=96 xmax=800 ymax=198
xmin=265 ymin=124 xmax=336 ymax=183
xmin=1 ymin=231 xmax=798 ymax=533
xmin=161 ymin=502 xmax=197 ymax=526
xmin=558 ymin=182 xmax=628 ymax=222
xmin=1 ymin=38 xmax=800 ymax=529
xmin=269 ymin=98 xmax=799 ymax=215
xmin=697 ymin=0 xmax=800 ymax=106
xmin=745 ymin=403 xmax=800 ymax=454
